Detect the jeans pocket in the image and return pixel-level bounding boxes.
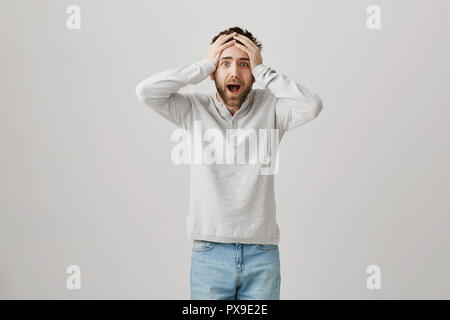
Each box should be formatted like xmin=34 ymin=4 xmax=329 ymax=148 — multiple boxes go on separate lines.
xmin=255 ymin=244 xmax=279 ymax=251
xmin=192 ymin=240 xmax=217 ymax=252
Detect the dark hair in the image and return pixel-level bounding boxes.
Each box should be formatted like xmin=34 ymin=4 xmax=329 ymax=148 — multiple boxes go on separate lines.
xmin=210 ymin=26 xmax=263 ymax=51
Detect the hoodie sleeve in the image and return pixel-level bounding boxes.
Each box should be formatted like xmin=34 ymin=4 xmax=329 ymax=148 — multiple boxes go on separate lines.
xmin=252 ymin=64 xmax=323 ymax=133
xmin=135 ymin=59 xmax=216 ymax=128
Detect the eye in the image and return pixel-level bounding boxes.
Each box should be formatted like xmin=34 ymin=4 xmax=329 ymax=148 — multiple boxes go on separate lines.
xmin=222 ymin=61 xmax=229 ymax=66
xmin=241 ymin=63 xmax=248 ymax=67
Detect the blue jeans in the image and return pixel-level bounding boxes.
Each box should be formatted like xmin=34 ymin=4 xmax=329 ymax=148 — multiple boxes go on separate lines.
xmin=190 ymin=240 xmax=281 ymax=300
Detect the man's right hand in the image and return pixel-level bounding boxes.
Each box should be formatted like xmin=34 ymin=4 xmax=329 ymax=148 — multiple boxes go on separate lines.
xmin=204 ymin=32 xmax=237 ymax=69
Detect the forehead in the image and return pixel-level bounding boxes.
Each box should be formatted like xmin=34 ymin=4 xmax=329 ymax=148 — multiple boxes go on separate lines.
xmin=219 ymin=46 xmax=249 ymax=60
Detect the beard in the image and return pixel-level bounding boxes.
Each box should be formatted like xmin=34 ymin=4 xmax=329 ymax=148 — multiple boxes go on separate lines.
xmin=214 ymin=78 xmax=253 ymax=108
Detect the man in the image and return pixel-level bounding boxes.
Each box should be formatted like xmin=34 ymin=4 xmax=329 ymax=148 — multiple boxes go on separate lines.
xmin=135 ymin=26 xmax=323 ymax=300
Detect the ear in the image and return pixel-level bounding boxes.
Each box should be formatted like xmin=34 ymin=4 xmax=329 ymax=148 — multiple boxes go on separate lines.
xmin=210 ymin=73 xmax=214 ymax=80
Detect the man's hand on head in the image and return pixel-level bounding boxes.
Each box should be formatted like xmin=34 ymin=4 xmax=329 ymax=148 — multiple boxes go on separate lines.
xmin=232 ymin=34 xmax=263 ymax=71
xmin=204 ymin=32 xmax=237 ymax=69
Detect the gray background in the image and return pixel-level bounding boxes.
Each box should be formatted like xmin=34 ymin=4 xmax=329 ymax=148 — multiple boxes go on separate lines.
xmin=1 ymin=0 xmax=449 ymax=299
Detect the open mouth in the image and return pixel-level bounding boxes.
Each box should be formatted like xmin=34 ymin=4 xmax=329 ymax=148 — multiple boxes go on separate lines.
xmin=227 ymin=84 xmax=241 ymax=95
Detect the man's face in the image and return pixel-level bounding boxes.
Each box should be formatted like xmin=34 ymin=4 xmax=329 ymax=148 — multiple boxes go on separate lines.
xmin=210 ymin=45 xmax=255 ymax=108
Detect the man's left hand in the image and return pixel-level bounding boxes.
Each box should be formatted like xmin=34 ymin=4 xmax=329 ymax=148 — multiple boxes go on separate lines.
xmin=232 ymin=34 xmax=263 ymax=71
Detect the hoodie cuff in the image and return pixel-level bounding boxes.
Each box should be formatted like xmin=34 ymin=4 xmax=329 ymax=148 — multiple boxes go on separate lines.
xmin=200 ymin=59 xmax=216 ymax=73
xmin=252 ymin=63 xmax=267 ymax=79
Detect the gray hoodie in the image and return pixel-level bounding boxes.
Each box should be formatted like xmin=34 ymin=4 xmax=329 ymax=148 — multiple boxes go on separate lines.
xmin=135 ymin=59 xmax=323 ymax=245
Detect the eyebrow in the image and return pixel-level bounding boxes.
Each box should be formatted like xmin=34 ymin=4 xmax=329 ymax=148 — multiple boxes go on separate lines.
xmin=219 ymin=57 xmax=250 ymax=61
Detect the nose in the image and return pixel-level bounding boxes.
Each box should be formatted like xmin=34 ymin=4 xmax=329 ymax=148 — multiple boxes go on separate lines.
xmin=229 ymin=62 xmax=240 ymax=79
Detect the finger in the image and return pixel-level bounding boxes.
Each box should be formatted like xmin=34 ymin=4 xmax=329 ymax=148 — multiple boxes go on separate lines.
xmin=217 ymin=32 xmax=237 ymax=45
xmin=234 ymin=34 xmax=258 ymax=51
xmin=234 ymin=42 xmax=250 ymax=55
xmin=233 ymin=34 xmax=258 ymax=50
xmin=218 ymin=39 xmax=236 ymax=52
